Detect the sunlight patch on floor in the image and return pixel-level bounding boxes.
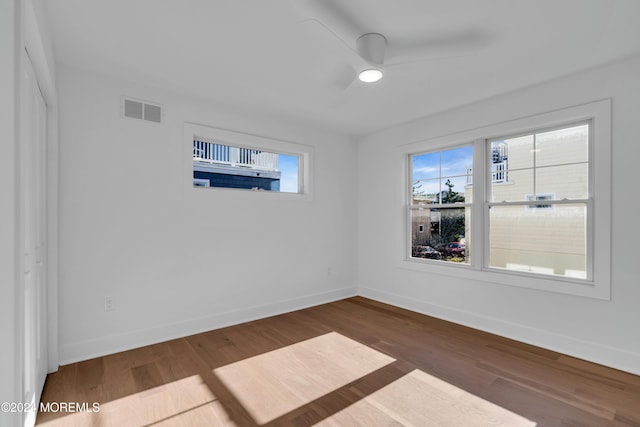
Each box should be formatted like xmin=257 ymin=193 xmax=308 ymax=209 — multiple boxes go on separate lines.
xmin=213 ymin=331 xmax=396 ymax=424
xmin=38 ymin=333 xmax=537 ymax=426
xmin=315 ymin=369 xmax=537 ymax=427
xmin=38 ymin=374 xmax=234 ymax=427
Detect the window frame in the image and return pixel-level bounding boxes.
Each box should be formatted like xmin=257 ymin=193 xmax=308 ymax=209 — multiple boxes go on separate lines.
xmin=485 ymin=120 xmax=592 ymax=281
xmin=184 ymin=122 xmax=313 ymax=200
xmin=400 ymin=99 xmax=611 ymax=300
xmin=408 ymin=143 xmax=473 ymax=265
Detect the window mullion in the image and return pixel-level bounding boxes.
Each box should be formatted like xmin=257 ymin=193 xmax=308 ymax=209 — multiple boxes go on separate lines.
xmin=472 ymin=138 xmax=485 ymax=269
xmin=533 ymin=131 xmax=537 ymax=197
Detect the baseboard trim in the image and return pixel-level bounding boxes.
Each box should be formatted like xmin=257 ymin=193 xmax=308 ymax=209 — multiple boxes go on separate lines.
xmin=359 ymin=286 xmax=640 ymax=376
xmin=59 ymin=286 xmax=357 ymax=365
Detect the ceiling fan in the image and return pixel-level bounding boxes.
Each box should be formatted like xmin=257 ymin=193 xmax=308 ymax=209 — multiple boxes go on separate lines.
xmin=292 ymin=1 xmax=488 ymax=95
xmin=313 ymin=25 xmax=388 ymax=83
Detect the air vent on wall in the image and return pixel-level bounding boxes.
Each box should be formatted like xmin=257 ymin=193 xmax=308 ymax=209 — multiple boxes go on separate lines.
xmin=122 ymin=97 xmax=162 ymax=123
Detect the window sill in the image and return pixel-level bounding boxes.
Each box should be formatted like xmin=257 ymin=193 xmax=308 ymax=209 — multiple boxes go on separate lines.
xmin=191 ymin=183 xmax=313 ymax=201
xmin=398 ymin=257 xmax=610 ymax=300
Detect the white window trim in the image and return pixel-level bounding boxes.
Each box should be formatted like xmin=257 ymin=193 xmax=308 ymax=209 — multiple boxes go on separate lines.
xmin=399 ymin=99 xmax=611 ymax=300
xmin=184 ymin=122 xmax=313 ymax=200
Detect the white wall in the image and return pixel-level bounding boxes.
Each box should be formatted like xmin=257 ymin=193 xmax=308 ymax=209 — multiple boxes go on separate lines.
xmin=0 ymin=0 xmax=21 ymax=424
xmin=57 ymin=65 xmax=358 ymax=363
xmin=357 ymin=55 xmax=640 ymax=375
xmin=50 ymin=35 xmax=640 ymax=375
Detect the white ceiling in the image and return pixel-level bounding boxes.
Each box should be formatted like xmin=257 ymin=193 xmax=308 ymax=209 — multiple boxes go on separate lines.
xmin=41 ymin=0 xmax=640 ymax=136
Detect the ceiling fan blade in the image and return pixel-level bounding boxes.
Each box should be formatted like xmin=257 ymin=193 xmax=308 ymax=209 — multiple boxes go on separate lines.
xmin=300 ymin=18 xmax=372 ymax=71
xmin=290 ymin=0 xmax=362 ymax=46
xmin=385 ymin=29 xmax=490 ymax=66
xmin=327 ymin=76 xmax=361 ymax=108
xmin=325 ymin=60 xmax=358 ymax=91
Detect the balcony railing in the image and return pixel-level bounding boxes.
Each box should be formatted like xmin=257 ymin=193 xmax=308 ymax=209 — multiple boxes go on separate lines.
xmin=466 ymin=160 xmax=509 ymax=185
xmin=492 ymin=161 xmax=508 ymax=183
xmin=193 ymin=140 xmax=278 ymax=171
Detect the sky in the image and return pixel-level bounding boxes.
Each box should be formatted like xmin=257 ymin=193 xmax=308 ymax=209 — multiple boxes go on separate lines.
xmin=278 ymin=154 xmax=299 ymax=193
xmin=412 ymin=145 xmax=473 ymax=199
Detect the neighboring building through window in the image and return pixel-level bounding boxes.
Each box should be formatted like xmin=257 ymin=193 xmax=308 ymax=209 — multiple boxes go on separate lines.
xmin=193 ymin=178 xmax=210 ymax=187
xmin=193 ymin=138 xmax=291 ymax=191
xmin=487 ymin=123 xmax=589 ymax=278
xmin=491 ymin=141 xmax=509 ymax=183
xmin=410 ymin=145 xmax=472 ymax=263
xmin=525 ymin=193 xmax=556 ymax=210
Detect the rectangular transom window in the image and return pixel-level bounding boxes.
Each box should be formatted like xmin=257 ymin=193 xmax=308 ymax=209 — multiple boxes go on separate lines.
xmin=193 ymin=137 xmax=300 ymax=193
xmin=403 ymin=100 xmax=611 ymax=300
xmin=185 ymin=123 xmax=312 ymax=198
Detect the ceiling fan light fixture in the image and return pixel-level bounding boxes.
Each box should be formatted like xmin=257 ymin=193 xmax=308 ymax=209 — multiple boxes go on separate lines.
xmin=358 ymin=68 xmax=383 ymax=83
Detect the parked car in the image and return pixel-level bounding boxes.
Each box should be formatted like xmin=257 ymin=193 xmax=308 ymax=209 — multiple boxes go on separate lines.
xmin=444 ymin=242 xmax=465 ymax=257
xmin=413 ymin=245 xmax=442 ymax=260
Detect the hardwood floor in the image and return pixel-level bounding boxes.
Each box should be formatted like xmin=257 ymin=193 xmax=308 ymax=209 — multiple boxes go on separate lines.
xmin=36 ymin=297 xmax=640 ymax=426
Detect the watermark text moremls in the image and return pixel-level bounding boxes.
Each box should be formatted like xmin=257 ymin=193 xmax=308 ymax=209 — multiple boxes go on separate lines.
xmin=40 ymin=401 xmax=100 ymax=413
xmin=2 ymin=401 xmax=101 ymax=413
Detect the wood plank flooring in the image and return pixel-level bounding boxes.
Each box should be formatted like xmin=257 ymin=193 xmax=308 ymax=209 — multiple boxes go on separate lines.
xmin=36 ymin=297 xmax=640 ymax=426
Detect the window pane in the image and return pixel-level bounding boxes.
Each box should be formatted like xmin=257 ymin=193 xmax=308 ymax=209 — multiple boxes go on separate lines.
xmin=413 ymin=178 xmax=440 ymax=203
xmin=412 ymin=146 xmax=473 ymax=199
xmin=490 ymin=169 xmax=533 ymax=202
xmin=193 ymin=139 xmax=300 ymax=193
xmin=536 ymin=124 xmax=588 ymax=167
xmin=439 ymin=177 xmax=468 ymax=203
xmin=412 ymin=152 xmax=441 ymax=181
xmin=441 ymin=146 xmax=474 ymax=176
xmin=495 ymin=134 xmax=534 ymax=170
xmin=536 ymin=163 xmax=588 ymax=200
xmin=488 ymin=204 xmax=587 ymax=279
xmin=411 ymin=207 xmax=469 ymax=263
xmin=278 ymin=154 xmax=300 ymax=193
xmin=411 ymin=145 xmax=473 ymax=265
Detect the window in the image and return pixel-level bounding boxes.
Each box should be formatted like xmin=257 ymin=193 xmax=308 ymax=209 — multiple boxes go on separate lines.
xmin=488 ymin=123 xmax=589 ymax=279
xmin=193 ymin=138 xmax=300 ymax=192
xmin=403 ymin=100 xmax=611 ymax=299
xmin=184 ymin=123 xmax=312 ymax=198
xmin=410 ymin=146 xmax=472 ymax=263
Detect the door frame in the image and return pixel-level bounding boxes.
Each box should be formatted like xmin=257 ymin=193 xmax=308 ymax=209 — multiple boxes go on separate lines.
xmin=22 ymin=0 xmax=59 ymax=375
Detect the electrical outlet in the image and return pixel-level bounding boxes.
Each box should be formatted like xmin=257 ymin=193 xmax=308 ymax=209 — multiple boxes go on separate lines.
xmin=104 ymin=296 xmax=114 ymax=312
